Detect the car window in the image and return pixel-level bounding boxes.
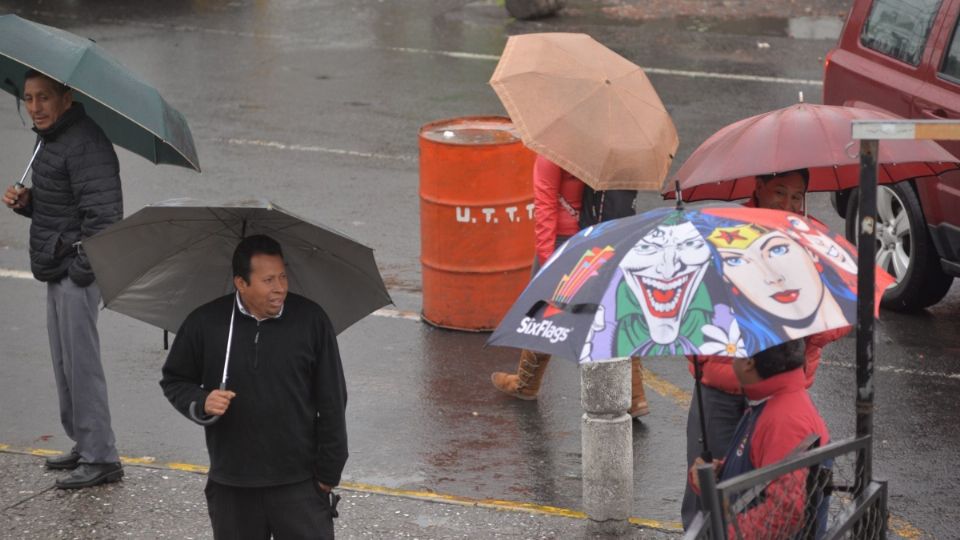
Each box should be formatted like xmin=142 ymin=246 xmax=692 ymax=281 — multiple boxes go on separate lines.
xmin=941 ymin=17 xmax=960 ymax=81
xmin=861 ymin=0 xmax=942 ymax=66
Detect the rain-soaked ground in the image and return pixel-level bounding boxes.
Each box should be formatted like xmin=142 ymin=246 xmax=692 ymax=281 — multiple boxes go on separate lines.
xmin=0 ymin=0 xmax=957 ymax=538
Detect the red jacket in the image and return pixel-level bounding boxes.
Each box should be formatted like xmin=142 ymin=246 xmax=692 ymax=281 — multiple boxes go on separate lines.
xmin=724 ymin=368 xmax=830 ymax=539
xmin=533 ymin=156 xmax=583 ymax=265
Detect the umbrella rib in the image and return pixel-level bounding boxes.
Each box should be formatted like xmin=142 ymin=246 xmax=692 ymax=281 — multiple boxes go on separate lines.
xmin=526 ymin=84 xmax=610 ymax=179
xmin=548 ymin=38 xmax=609 ymax=80
xmin=265 ymin=227 xmax=389 ymax=294
xmin=612 ymin=68 xmax=668 ymax=110
xmin=101 ymin=223 xmax=235 ymax=307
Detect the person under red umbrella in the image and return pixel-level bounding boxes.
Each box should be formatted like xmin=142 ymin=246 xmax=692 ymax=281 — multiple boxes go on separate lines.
xmin=680 ymin=168 xmax=851 ymax=529
xmin=490 ymin=155 xmax=650 ymax=419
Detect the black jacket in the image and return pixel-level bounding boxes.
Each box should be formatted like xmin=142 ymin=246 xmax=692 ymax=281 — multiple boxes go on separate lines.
xmin=15 ymin=102 xmax=123 ymax=285
xmin=160 ymin=293 xmax=349 ymax=488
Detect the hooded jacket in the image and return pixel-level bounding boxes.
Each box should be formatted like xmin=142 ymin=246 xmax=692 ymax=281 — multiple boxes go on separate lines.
xmin=14 ymin=102 xmax=123 ymax=285
xmin=718 ymin=368 xmax=830 ymax=539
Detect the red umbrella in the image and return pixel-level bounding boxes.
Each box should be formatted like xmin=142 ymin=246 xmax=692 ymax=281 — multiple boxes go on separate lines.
xmin=664 ymin=103 xmax=960 ymax=201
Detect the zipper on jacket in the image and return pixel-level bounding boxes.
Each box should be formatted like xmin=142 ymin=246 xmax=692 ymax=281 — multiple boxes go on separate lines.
xmin=253 ymin=321 xmax=261 ymax=369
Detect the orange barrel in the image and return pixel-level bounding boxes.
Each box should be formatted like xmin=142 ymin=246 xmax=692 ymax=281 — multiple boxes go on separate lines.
xmin=419 ymin=116 xmax=536 ymax=331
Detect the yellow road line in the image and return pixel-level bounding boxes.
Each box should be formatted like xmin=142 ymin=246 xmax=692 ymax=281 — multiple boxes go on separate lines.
xmin=0 ymin=445 xmax=681 ymax=532
xmin=643 ymin=367 xmax=692 ymax=407
xmin=888 ymin=515 xmax=924 ymax=539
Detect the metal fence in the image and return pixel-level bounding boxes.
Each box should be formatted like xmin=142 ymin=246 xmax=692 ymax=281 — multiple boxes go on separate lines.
xmin=684 ymin=436 xmax=888 ymax=540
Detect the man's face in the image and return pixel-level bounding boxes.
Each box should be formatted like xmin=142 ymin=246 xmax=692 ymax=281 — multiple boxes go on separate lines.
xmin=24 ymin=76 xmax=72 ymax=131
xmin=619 ymin=222 xmax=711 ymax=344
xmin=235 ymin=253 xmax=288 ymax=319
xmin=754 ymin=172 xmax=806 ymax=214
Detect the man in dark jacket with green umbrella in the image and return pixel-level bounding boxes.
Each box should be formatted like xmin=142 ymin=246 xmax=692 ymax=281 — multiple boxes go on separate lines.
xmin=160 ymin=234 xmax=348 ymax=540
xmin=2 ymin=70 xmax=124 ymax=489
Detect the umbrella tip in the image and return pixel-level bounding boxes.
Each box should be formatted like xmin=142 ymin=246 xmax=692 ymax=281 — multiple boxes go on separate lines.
xmin=798 ymin=90 xmax=804 ymax=103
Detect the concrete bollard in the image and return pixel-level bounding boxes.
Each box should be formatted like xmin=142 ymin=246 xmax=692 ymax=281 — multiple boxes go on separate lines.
xmin=581 ymin=357 xmax=633 ymax=536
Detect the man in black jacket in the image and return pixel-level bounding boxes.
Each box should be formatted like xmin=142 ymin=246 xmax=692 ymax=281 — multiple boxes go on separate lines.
xmin=160 ymin=235 xmax=348 ymax=540
xmin=2 ymin=70 xmax=124 ymax=489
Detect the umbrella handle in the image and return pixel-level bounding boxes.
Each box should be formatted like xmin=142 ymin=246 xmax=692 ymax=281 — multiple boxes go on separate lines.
xmin=189 ymin=400 xmax=220 ymax=425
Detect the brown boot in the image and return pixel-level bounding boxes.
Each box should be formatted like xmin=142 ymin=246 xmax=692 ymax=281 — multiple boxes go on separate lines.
xmin=491 ymin=349 xmax=551 ymax=400
xmin=629 ymin=356 xmax=650 ymax=418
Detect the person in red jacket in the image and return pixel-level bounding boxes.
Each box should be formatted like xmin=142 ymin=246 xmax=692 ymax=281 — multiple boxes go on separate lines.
xmin=491 ymin=155 xmax=650 ymax=418
xmin=680 ymin=169 xmax=850 ymax=528
xmin=688 ymin=338 xmax=830 ymax=539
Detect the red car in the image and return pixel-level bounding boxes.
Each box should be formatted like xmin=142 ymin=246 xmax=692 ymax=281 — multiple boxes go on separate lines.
xmin=824 ymin=0 xmax=960 ymax=310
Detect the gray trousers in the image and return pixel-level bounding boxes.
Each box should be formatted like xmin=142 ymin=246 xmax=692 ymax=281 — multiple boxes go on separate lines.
xmin=47 ymin=279 xmax=119 ymax=463
xmin=681 ymin=383 xmax=747 ymax=529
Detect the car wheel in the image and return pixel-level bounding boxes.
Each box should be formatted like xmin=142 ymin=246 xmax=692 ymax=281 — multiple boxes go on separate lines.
xmin=504 ymin=0 xmax=564 ymax=20
xmin=844 ymin=183 xmax=954 ymax=311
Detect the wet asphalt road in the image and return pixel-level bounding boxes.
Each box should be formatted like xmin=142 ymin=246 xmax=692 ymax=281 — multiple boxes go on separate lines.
xmin=0 ymin=1 xmax=958 ymax=538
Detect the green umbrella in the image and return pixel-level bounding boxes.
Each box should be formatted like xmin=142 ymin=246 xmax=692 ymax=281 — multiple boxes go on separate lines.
xmin=0 ymin=14 xmax=200 ymax=171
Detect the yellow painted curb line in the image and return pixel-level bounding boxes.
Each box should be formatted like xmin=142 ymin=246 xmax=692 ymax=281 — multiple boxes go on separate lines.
xmin=643 ymin=367 xmax=692 ymax=408
xmin=1 ymin=445 xmax=682 ymax=533
xmin=888 ymin=515 xmax=924 ymax=539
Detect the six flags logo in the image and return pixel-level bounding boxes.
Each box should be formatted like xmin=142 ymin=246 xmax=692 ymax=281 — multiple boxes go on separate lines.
xmin=514 ymin=246 xmax=615 ymax=343
xmin=516 ymin=317 xmax=571 ymax=343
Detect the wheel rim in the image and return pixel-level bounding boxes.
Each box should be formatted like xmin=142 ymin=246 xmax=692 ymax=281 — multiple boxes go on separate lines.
xmin=873 ymin=186 xmax=913 ymax=284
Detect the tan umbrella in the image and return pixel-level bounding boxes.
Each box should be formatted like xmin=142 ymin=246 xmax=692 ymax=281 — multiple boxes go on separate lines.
xmin=489 ymin=32 xmax=679 ymax=191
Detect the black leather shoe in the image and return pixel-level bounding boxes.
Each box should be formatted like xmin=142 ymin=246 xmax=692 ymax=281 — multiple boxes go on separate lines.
xmin=45 ymin=450 xmax=81 ymax=470
xmin=55 ymin=462 xmax=124 ymax=489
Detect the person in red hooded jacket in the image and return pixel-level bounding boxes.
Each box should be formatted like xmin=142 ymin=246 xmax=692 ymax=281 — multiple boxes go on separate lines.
xmin=688 ymin=338 xmax=830 ymax=539
xmin=491 ymin=155 xmax=650 ymax=418
xmin=680 ymin=169 xmax=850 ymax=528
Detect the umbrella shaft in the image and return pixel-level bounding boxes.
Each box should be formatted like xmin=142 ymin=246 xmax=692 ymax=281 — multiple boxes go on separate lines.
xmin=16 ymin=141 xmax=42 ymax=187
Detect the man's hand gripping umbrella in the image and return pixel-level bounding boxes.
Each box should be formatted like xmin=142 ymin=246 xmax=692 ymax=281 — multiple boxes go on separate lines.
xmin=189 ymin=302 xmax=237 ymax=425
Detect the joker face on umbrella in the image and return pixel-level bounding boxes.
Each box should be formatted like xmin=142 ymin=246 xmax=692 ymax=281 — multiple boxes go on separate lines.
xmin=619 ymin=221 xmax=711 ymax=345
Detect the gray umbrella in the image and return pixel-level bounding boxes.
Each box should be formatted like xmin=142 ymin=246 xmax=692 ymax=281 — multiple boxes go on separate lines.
xmin=82 ymin=198 xmax=393 ymax=335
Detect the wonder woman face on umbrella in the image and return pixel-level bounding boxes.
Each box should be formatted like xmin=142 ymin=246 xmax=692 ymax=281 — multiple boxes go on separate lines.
xmin=710 ymin=225 xmax=824 ymax=322
xmin=619 ymin=221 xmax=711 ymax=344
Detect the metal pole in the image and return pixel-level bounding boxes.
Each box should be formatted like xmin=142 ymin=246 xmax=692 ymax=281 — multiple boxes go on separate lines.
xmin=697 ymin=463 xmax=727 ymax=539
xmin=581 ymin=357 xmax=633 ymax=536
xmin=855 ymin=139 xmax=878 ymax=495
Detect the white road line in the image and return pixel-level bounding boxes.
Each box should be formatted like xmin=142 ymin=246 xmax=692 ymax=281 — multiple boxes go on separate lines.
xmin=223 ymin=138 xmax=415 ymax=162
xmin=13 ymin=10 xmax=824 ymax=88
xmin=0 ymin=269 xmax=32 ymax=280
xmin=2 ymin=267 xmax=957 ymax=383
xmin=388 ymin=47 xmax=824 ymax=86
xmin=0 ymin=267 xmax=422 ymax=322
xmin=821 ymin=360 xmax=960 ymax=380
xmin=373 ymin=307 xmax=421 ymax=321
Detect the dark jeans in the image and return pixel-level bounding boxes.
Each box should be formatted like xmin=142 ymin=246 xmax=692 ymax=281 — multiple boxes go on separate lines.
xmin=205 ymin=478 xmax=335 ymax=540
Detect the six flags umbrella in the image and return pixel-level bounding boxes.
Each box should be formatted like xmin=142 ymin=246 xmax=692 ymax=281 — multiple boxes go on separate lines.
xmin=487 ymin=203 xmax=895 ymax=362
xmin=664 ymin=102 xmax=959 ymax=202
xmin=489 ymin=32 xmax=679 ymax=191
xmin=82 ymin=199 xmax=393 ymax=336
xmin=0 ymin=14 xmax=200 ymax=171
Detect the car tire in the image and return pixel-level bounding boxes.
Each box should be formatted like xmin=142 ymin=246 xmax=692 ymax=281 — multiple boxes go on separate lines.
xmin=844 ymin=183 xmax=954 ymax=311
xmin=504 ymin=0 xmax=564 ymax=20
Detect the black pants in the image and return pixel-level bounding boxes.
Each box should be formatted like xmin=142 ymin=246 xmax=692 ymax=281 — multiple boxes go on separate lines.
xmin=205 ymin=479 xmax=335 ymax=540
